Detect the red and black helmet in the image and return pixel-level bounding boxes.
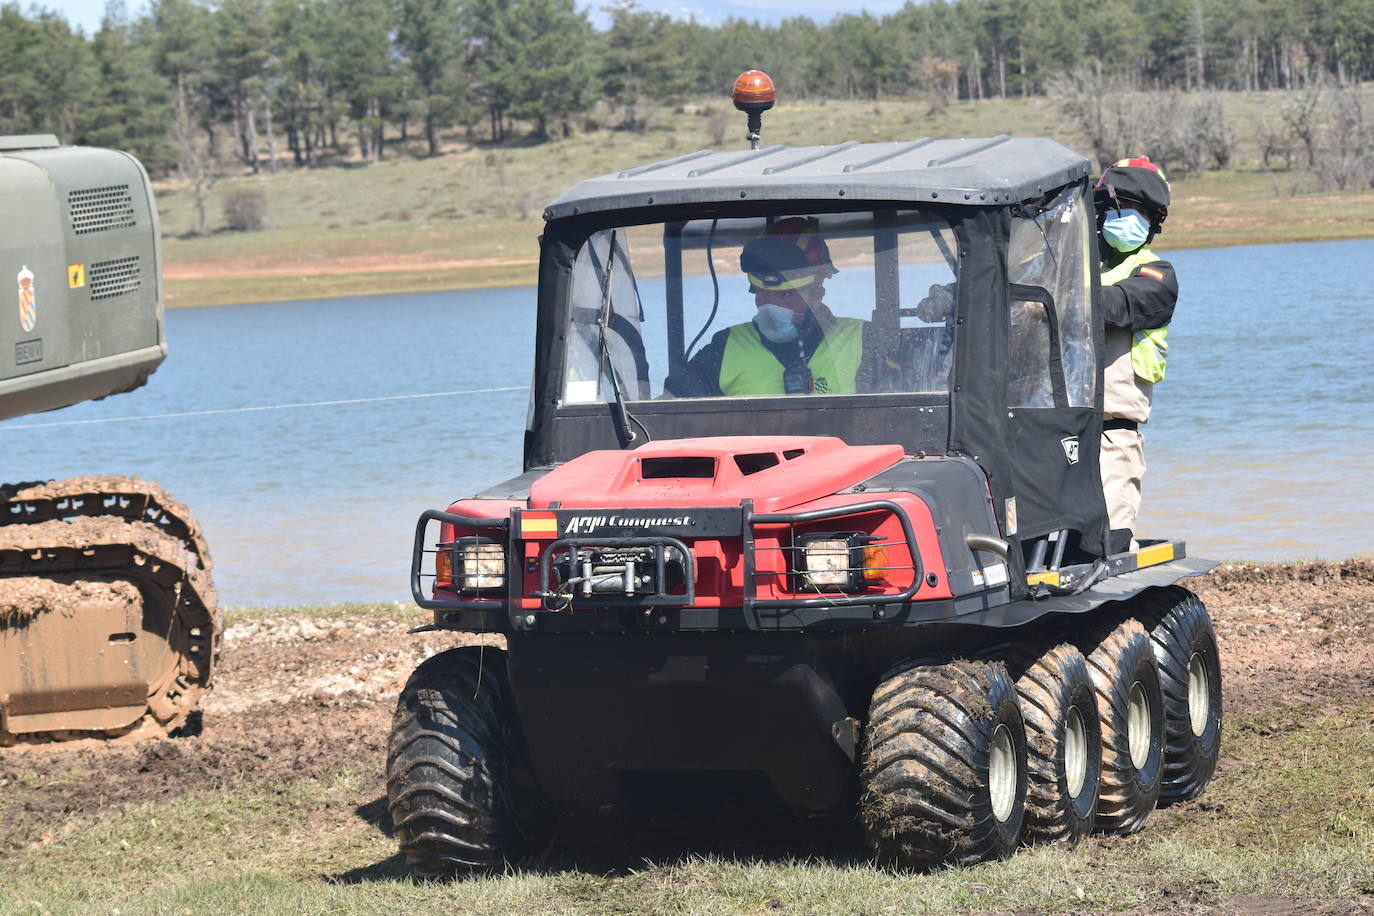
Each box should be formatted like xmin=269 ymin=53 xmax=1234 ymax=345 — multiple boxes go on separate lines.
xmin=740 ymin=217 xmax=837 ymax=292
xmin=1094 ymin=156 xmax=1171 ymax=226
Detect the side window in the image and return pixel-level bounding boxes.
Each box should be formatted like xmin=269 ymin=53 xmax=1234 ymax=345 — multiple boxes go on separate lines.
xmin=1008 ymin=297 xmax=1054 ymax=407
xmin=1008 ymin=186 xmax=1094 ymax=408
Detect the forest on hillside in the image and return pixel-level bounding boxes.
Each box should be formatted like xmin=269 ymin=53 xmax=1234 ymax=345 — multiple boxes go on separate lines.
xmin=2 ymin=0 xmax=1371 ymax=190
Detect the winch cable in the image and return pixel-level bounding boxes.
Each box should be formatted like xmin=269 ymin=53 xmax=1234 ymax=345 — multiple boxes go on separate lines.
xmin=0 ymin=385 xmax=529 ymax=430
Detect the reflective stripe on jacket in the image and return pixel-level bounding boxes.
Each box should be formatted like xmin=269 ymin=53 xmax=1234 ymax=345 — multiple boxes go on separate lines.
xmin=1102 ymin=248 xmax=1168 ymax=383
xmin=719 ymin=317 xmax=865 ymax=395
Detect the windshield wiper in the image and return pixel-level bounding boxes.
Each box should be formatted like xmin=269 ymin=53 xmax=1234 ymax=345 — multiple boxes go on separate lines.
xmin=595 ymin=230 xmax=643 ymax=447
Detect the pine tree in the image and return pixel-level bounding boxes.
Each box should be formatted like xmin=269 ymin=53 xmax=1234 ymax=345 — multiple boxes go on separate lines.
xmin=396 ymin=0 xmax=465 ymax=155
xmin=327 ymin=0 xmax=397 ymax=160
xmin=507 ymin=0 xmax=596 ymax=141
xmin=80 ymin=6 xmax=173 ymax=170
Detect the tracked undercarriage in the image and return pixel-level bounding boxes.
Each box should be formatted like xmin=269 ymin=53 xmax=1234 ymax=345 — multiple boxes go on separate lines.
xmin=0 ymin=476 xmax=219 ymax=745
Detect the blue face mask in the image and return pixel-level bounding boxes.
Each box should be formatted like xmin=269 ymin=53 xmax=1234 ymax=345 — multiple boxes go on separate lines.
xmin=754 ymin=303 xmax=801 ymax=343
xmin=1102 ymin=208 xmax=1151 ymax=252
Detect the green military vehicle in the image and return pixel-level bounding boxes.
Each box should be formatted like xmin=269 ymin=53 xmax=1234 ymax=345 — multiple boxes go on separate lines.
xmin=0 ymin=136 xmax=218 ymax=745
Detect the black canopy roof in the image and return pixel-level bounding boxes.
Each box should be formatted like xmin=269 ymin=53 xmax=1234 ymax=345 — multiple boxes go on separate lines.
xmin=543 ymin=136 xmax=1090 ymax=220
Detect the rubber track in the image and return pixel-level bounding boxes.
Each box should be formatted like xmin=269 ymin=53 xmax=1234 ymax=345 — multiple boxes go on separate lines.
xmin=0 ymin=476 xmax=219 ymax=743
xmin=1013 ymin=643 xmax=1099 ymax=844
xmin=1078 ymin=618 xmax=1162 ymax=835
xmin=386 ymin=647 xmax=513 ymax=877
xmin=1132 ymin=586 xmax=1223 ymax=804
xmin=1 ymin=476 xmax=215 ymax=577
xmin=861 ymin=658 xmax=1021 ymax=867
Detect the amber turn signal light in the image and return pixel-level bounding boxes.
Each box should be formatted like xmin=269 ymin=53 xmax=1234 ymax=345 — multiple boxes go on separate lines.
xmin=863 ymin=544 xmax=890 ymax=583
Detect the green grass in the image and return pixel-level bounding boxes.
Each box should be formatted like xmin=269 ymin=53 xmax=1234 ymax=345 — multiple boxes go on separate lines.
xmin=157 ymin=90 xmax=1374 ymax=308
xmin=4 ymin=699 xmax=1371 ymax=914
xmin=220 ymin=601 xmax=427 ymax=627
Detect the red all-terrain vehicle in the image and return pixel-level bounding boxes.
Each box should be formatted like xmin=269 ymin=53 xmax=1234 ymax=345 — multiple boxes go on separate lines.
xmin=387 ymin=76 xmax=1221 ymax=875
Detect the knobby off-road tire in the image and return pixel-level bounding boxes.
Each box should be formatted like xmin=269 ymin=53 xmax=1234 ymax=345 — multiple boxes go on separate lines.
xmin=1134 ymin=586 xmax=1223 ymax=804
xmin=1079 ymin=618 xmax=1165 ymax=835
xmin=386 ymin=646 xmax=520 ymax=877
xmin=861 ymin=658 xmax=1028 ymax=867
xmin=1013 ymin=643 xmax=1102 ymax=844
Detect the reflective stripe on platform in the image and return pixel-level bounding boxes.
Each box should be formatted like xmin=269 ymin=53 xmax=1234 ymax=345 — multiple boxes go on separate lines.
xmin=1136 ymin=542 xmax=1175 ymax=568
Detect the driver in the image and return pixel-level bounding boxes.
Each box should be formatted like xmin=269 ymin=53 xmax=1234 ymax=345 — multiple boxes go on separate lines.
xmin=665 ymin=218 xmax=866 ymax=397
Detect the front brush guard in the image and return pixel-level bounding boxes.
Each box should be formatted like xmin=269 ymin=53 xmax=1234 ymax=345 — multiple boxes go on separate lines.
xmin=411 ymin=499 xmax=923 ymax=631
xmin=410 ymin=509 xmax=512 ymax=611
xmin=741 ymin=499 xmax=923 ymax=629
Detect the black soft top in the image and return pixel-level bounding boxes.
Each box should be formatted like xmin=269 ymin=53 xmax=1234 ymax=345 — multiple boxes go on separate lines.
xmin=543 ymin=136 xmax=1090 ymax=220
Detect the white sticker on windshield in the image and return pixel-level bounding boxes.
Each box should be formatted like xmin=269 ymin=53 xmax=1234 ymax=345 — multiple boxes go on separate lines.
xmin=564 ymin=379 xmax=599 ymax=403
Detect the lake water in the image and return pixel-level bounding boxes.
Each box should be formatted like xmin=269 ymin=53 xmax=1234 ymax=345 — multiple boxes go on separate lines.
xmin=2 ymin=238 xmax=1370 ymax=607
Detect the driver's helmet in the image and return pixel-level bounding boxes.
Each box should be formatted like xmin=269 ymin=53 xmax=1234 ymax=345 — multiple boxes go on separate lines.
xmin=1094 ymin=156 xmax=1171 ymax=228
xmin=739 ymin=217 xmax=838 ymax=293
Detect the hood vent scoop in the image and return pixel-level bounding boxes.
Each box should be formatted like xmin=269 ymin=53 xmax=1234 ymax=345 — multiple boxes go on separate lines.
xmin=641 ymin=447 xmax=810 ymax=480
xmin=735 ymin=452 xmax=780 ymax=475
xmin=641 ymin=456 xmax=716 ymax=479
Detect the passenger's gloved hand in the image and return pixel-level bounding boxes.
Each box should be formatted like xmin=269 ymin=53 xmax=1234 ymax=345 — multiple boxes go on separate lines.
xmin=914 ymin=283 xmax=955 ymax=324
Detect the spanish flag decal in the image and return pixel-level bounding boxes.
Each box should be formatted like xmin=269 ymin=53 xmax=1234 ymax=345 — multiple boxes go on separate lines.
xmin=519 ymin=511 xmax=559 ymax=539
xmin=1139 ymin=265 xmax=1165 ymax=282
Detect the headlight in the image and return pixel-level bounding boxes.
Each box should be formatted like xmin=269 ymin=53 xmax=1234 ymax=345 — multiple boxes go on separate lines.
xmin=797 ymin=532 xmax=878 ymax=592
xmin=451 ymin=537 xmax=506 ymax=592
xmin=802 ymin=537 xmax=852 ymax=588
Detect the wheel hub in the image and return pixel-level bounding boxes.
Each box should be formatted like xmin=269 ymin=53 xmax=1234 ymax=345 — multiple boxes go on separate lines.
xmin=989 ymin=723 xmax=1017 ymax=821
xmin=1128 ymin=681 xmax=1151 ymax=769
xmin=1188 ymin=652 xmax=1210 ymax=736
xmin=1065 ymin=705 xmax=1087 ymax=797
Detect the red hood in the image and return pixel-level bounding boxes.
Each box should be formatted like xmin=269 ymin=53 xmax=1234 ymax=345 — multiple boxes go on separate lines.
xmin=529 ymin=436 xmax=905 ymax=513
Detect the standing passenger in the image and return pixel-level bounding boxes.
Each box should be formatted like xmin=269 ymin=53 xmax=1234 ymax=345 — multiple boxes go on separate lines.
xmin=1095 ymin=156 xmax=1178 ymax=553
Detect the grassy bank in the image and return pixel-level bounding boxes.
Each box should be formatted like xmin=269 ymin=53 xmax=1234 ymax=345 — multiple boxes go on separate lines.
xmin=3 ymin=700 xmax=1371 ymax=914
xmin=157 ymin=91 xmax=1374 ymax=308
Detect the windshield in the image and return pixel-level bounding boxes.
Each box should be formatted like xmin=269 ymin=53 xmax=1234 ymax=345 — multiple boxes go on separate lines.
xmin=560 ymin=210 xmax=958 ymax=404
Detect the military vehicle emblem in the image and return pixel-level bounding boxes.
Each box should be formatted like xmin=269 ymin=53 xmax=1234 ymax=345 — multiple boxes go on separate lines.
xmin=17 ymin=265 xmax=36 ymax=332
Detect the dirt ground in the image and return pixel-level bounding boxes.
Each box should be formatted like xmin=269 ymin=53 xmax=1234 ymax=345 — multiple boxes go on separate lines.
xmin=2 ymin=559 xmax=1372 ymax=893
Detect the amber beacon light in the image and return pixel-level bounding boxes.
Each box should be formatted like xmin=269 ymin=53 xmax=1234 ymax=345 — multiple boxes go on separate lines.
xmin=732 ymin=70 xmax=776 ymax=150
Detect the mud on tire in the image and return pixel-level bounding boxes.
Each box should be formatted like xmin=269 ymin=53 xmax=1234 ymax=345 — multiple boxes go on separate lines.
xmin=1134 ymin=586 xmax=1223 ymax=804
xmin=860 ymin=658 xmax=1027 ymax=867
xmin=1078 ymin=618 xmax=1164 ymax=835
xmin=1011 ymin=643 xmax=1102 ymax=844
xmin=386 ymin=646 xmax=519 ymax=877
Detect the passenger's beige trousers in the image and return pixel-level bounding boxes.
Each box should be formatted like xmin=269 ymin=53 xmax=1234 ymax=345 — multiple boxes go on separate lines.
xmin=1100 ymin=427 xmax=1145 ymax=534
